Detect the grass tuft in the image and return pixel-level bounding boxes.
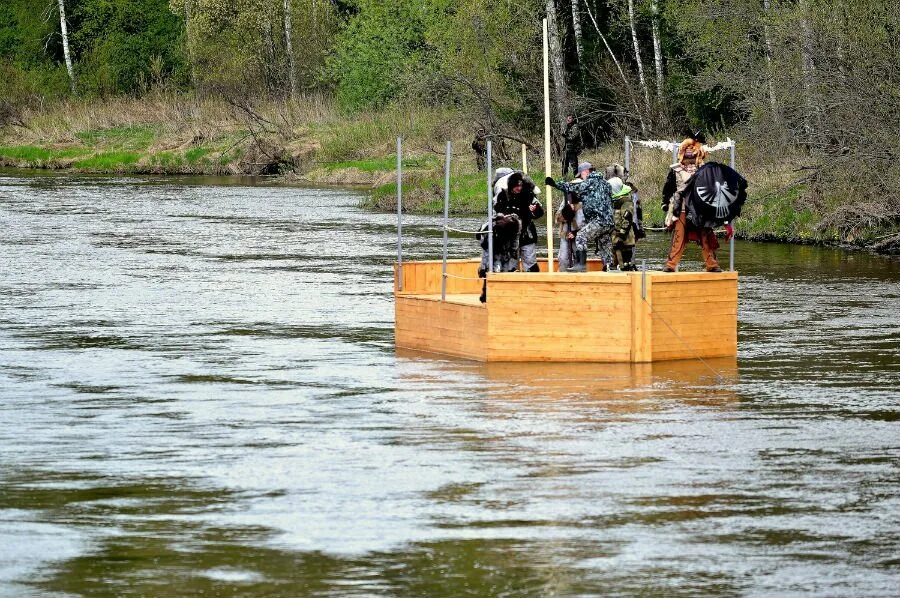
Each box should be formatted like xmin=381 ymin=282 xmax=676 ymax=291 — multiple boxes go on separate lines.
xmin=73 ymin=151 xmax=140 ymax=170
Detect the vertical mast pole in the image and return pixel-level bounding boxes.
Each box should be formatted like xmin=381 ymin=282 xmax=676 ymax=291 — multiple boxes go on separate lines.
xmin=441 ymin=141 xmax=451 ymax=300
xmin=543 ymin=18 xmax=555 ymax=272
xmin=522 ymin=144 xmax=528 ymax=175
xmin=624 ymin=136 xmax=631 ymax=174
xmin=729 ymin=138 xmax=736 ymax=272
xmin=396 ymin=137 xmax=403 ymax=291
xmin=487 ymin=140 xmax=494 ymax=274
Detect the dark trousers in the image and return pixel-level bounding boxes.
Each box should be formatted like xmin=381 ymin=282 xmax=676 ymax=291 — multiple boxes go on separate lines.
xmin=562 ymin=151 xmax=579 ymax=178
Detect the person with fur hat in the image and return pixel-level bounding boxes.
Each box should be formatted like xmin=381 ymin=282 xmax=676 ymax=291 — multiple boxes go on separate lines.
xmin=661 ymin=136 xmax=722 ymax=272
xmin=494 ymin=170 xmax=544 ymax=272
xmin=608 ymin=176 xmax=638 ymax=270
xmin=546 ymin=161 xmax=614 ymax=272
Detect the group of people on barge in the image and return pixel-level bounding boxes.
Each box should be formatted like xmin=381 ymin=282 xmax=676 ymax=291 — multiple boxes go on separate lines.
xmin=476 ymin=129 xmax=746 ymax=288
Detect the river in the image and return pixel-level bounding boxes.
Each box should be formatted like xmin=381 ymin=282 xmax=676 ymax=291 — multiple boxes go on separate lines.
xmin=1 ymin=172 xmax=898 ymax=596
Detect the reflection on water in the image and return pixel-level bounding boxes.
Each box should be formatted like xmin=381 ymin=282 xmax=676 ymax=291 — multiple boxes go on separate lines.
xmin=0 ymin=172 xmax=899 ymax=596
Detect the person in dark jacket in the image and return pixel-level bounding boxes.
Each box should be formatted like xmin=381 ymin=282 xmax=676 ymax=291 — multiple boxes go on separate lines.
xmin=561 ymin=114 xmax=581 ymax=178
xmin=475 ymin=213 xmax=521 ymax=302
xmin=662 ymin=138 xmax=721 ymax=272
xmin=472 ymin=129 xmax=487 ymax=171
xmin=494 ymin=171 xmax=545 ymax=271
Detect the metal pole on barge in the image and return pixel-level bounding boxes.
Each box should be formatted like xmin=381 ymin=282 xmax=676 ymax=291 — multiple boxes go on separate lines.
xmin=729 ymin=138 xmax=736 ymax=272
xmin=487 ymin=139 xmax=493 ymax=274
xmin=624 ymin=136 xmax=631 ymax=173
xmin=522 ymin=144 xmax=528 ymax=175
xmin=396 ymin=137 xmax=403 ymax=291
xmin=543 ymin=18 xmax=554 ymax=272
xmin=441 ymin=141 xmax=451 ymax=301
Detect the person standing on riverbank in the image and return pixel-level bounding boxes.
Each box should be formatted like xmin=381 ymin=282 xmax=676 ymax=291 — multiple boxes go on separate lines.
xmin=472 ymin=129 xmax=487 ymax=171
xmin=546 ymin=162 xmax=614 ymax=272
xmin=561 ymin=115 xmax=581 ymax=178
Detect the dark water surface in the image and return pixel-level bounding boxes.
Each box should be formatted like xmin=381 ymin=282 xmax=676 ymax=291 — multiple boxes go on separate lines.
xmin=1 ymin=173 xmax=898 ymax=596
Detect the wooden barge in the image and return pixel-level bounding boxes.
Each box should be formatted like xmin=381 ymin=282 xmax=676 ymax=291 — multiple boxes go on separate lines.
xmin=394 ymin=259 xmax=737 ymax=363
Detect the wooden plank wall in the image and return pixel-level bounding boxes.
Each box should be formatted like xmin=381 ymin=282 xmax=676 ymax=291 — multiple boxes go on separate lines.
xmin=393 ymin=264 xmax=739 ymax=362
xmin=395 ymin=260 xmax=483 ymax=295
xmin=485 ymin=273 xmax=634 ymax=362
xmin=394 ymin=258 xmax=606 ymax=297
xmin=649 ymin=273 xmax=738 ymax=361
xmin=395 ymin=296 xmax=488 ymax=360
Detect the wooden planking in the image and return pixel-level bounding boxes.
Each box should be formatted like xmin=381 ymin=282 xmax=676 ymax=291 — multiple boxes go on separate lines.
xmin=631 ymin=273 xmax=652 ymax=362
xmin=394 ymin=261 xmax=739 ymax=362
xmin=650 ymin=271 xmax=738 ymax=283
xmin=486 ymin=276 xmax=633 ymax=361
xmin=396 ymin=259 xmax=483 ymax=295
xmin=396 ymin=295 xmax=488 ymax=360
xmin=649 ymin=275 xmax=737 ymax=361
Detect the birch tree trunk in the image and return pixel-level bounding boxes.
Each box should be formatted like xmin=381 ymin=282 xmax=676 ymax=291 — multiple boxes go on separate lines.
xmin=762 ymin=0 xmax=778 ymax=114
xmin=798 ymin=0 xmax=816 ymax=136
xmin=183 ymin=0 xmax=198 ymax=90
xmin=570 ymin=0 xmax=584 ymax=64
xmin=283 ymin=0 xmax=298 ymax=98
xmin=584 ymin=1 xmax=647 ymax=133
xmin=545 ymin=0 xmax=569 ymax=125
xmin=627 ymin=0 xmax=651 ymax=112
xmin=264 ymin=15 xmax=277 ymax=93
xmin=57 ymin=0 xmax=75 ymax=93
xmin=650 ymin=0 xmax=664 ymax=98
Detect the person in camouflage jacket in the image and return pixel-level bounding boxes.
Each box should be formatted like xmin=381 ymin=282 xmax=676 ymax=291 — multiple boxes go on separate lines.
xmin=546 ymin=162 xmax=614 ymax=271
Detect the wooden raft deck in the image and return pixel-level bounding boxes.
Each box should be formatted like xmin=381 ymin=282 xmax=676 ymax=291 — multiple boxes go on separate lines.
xmin=394 ymin=259 xmax=737 ymax=362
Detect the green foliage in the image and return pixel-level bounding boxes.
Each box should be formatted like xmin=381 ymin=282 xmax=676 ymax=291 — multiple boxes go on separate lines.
xmin=0 ymin=1 xmax=70 ymax=101
xmin=329 ymin=0 xmax=428 ymax=111
xmin=71 ymin=0 xmax=188 ymax=95
xmin=185 ymin=147 xmax=209 ymax=163
xmin=74 ymin=151 xmax=141 ymax=170
xmin=0 ymin=145 xmax=88 ymax=162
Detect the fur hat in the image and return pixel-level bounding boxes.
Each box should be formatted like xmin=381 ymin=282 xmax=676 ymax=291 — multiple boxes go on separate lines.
xmin=492 ymin=167 xmax=514 ymax=186
xmin=607 ymin=176 xmax=624 ymax=196
xmin=678 ymin=138 xmax=707 ymax=166
xmin=605 ymin=163 xmax=626 ymax=180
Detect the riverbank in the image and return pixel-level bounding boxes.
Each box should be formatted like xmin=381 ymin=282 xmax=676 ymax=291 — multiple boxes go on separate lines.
xmin=1 ymin=94 xmax=897 ymax=253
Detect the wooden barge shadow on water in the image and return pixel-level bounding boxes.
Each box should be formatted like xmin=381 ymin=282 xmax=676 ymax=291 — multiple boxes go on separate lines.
xmin=394 ymin=259 xmax=737 ymax=363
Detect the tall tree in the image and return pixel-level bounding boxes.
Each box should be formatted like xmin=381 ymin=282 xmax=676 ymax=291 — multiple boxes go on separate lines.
xmin=798 ymin=0 xmax=816 ymax=136
xmin=545 ymin=0 xmax=568 ymax=124
xmin=284 ymin=0 xmax=297 ymax=97
xmin=183 ymin=0 xmax=197 ymax=89
xmin=56 ymin=0 xmax=75 ymax=92
xmin=762 ymin=0 xmax=777 ymax=114
xmin=570 ymin=0 xmax=583 ymax=64
xmin=626 ymin=0 xmax=650 ymax=112
xmin=650 ymin=0 xmax=664 ymax=98
xmin=583 ymin=0 xmax=647 ymax=133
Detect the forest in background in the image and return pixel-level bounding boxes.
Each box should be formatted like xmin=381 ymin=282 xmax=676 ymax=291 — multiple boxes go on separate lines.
xmin=1 ymin=0 xmax=899 ymax=250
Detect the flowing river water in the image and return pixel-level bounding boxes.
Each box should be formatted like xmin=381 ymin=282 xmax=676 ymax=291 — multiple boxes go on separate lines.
xmin=1 ymin=172 xmax=898 ymax=596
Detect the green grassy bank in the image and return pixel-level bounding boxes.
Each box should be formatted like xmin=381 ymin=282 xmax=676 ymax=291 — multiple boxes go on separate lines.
xmin=1 ymin=95 xmax=897 ymax=251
